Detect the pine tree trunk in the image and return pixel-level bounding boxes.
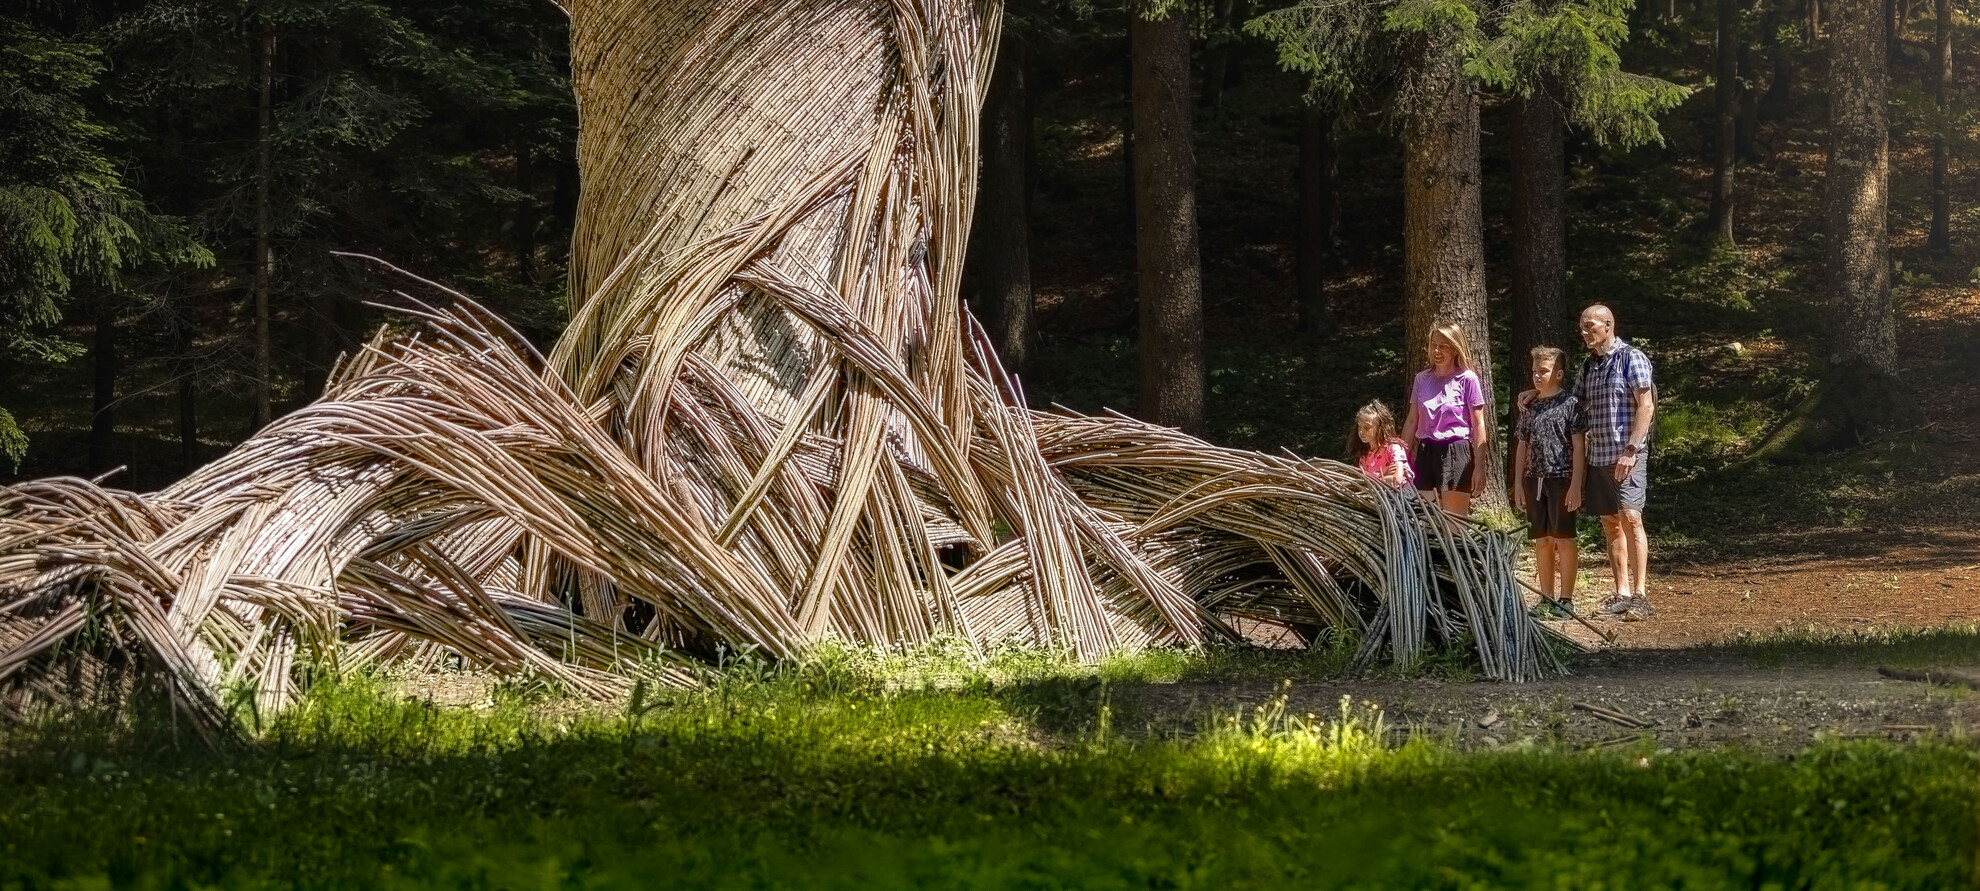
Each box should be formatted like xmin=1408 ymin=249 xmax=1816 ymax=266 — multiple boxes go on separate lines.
xmin=516 ymin=142 xmax=539 ymax=284
xmin=177 ymin=321 xmax=198 ymax=474
xmin=89 ymin=296 xmax=118 ymax=476
xmin=1709 ymin=0 xmax=1739 ymax=245
xmin=1131 ymin=7 xmax=1204 ymax=434
xmin=1121 ymin=33 xmax=1137 ymax=251
xmin=1402 ymin=58 xmax=1501 ymax=502
xmin=1737 ymin=40 xmax=1762 ymax=159
xmin=1762 ymin=7 xmax=1795 ymax=117
xmin=1828 ymin=0 xmax=1896 ymax=375
xmin=1759 ymin=0 xmax=1919 ymax=457
xmin=1930 ymin=0 xmax=1952 ymax=251
xmin=1296 ymin=98 xmax=1338 ymax=336
xmin=973 ymin=31 xmax=1035 ymax=374
xmin=1201 ymin=0 xmax=1237 ymax=111
xmin=252 ymin=28 xmax=276 ymax=430
xmin=1510 ymin=92 xmax=1569 ymax=389
xmin=1886 ymin=0 xmax=1901 ymax=68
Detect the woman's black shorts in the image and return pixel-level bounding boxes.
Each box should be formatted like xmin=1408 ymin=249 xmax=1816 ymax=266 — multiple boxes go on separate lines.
xmin=1413 ymin=438 xmax=1475 ymax=492
xmin=1521 ymin=476 xmax=1578 ymax=539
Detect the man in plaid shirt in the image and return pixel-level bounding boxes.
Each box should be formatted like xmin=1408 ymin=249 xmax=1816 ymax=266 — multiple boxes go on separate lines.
xmin=1574 ymin=305 xmax=1657 ymax=620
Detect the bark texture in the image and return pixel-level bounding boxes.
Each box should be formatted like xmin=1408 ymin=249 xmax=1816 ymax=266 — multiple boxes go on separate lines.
xmin=1708 ymin=0 xmax=1739 ymax=245
xmin=252 ymin=28 xmax=276 ymax=430
xmin=1825 ymin=0 xmax=1897 ymax=375
xmin=89 ymin=299 xmax=117 ymax=476
xmin=1401 ymin=59 xmax=1500 ymax=501
xmin=972 ymin=31 xmax=1035 ymax=373
xmin=1131 ymin=9 xmax=1204 ymax=434
xmin=1930 ymin=0 xmax=1952 ymax=251
xmin=1510 ymin=92 xmax=1569 ymax=379
xmin=1296 ymin=98 xmax=1339 ymax=336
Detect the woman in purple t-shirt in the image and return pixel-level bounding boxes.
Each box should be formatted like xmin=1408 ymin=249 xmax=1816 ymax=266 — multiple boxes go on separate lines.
xmin=1399 ymin=322 xmax=1489 ymax=518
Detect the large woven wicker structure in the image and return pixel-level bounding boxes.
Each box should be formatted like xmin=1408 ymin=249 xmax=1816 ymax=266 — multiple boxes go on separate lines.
xmin=0 ymin=0 xmax=1556 ymax=731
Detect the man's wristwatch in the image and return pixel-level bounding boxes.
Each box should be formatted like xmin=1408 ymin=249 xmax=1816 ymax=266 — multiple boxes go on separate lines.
xmin=1622 ymin=442 xmax=1643 ymax=457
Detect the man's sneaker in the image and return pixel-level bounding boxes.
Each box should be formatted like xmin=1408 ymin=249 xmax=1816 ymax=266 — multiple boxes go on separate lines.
xmin=1598 ymin=594 xmax=1636 ymax=619
xmin=1622 ymin=595 xmax=1656 ymax=622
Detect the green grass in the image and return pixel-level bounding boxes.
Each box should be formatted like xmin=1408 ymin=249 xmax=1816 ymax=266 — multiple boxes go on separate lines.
xmin=1718 ymin=624 xmax=1980 ymax=671
xmin=3 ymin=650 xmax=1975 ymax=889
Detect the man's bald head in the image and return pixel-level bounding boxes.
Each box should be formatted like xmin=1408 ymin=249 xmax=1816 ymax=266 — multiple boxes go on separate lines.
xmin=1579 ymin=304 xmax=1617 ymax=352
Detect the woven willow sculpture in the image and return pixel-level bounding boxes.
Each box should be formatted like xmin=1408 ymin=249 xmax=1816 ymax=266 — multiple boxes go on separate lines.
xmin=0 ymin=0 xmax=1558 ymax=729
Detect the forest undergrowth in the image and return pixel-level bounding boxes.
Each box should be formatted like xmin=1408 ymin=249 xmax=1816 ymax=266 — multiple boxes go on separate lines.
xmin=2 ymin=640 xmax=1976 ymax=888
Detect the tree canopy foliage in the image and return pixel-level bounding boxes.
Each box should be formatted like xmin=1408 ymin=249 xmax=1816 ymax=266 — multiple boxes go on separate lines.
xmin=1248 ymin=0 xmax=1688 ymax=145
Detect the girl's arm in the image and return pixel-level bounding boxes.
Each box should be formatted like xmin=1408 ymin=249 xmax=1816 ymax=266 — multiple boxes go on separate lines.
xmin=1512 ymin=438 xmax=1530 ymax=509
xmin=1567 ymin=432 xmax=1587 ymax=512
xmin=1467 ymin=403 xmax=1489 ymax=494
xmin=1383 ymin=444 xmax=1409 ymax=486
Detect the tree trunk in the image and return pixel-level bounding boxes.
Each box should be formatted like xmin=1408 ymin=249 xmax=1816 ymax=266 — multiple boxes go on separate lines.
xmin=89 ymin=296 xmax=118 ymax=476
xmin=1121 ymin=32 xmax=1137 ymax=251
xmin=1131 ymin=8 xmax=1204 ymax=434
xmin=1201 ymin=0 xmax=1237 ymax=111
xmin=1809 ymin=0 xmax=1822 ymax=39
xmin=1886 ymin=0 xmax=1901 ymax=68
xmin=178 ymin=320 xmax=198 ymax=474
xmin=252 ymin=28 xmax=276 ymax=430
xmin=1402 ymin=57 xmax=1500 ymax=502
xmin=972 ymin=31 xmax=1035 ymax=374
xmin=1759 ymin=0 xmax=1921 ymax=456
xmin=1828 ymin=0 xmax=1896 ymax=375
xmin=1737 ymin=39 xmax=1762 ymax=159
xmin=1708 ymin=0 xmax=1739 ymax=245
xmin=1510 ymin=92 xmax=1569 ymax=390
xmin=1930 ymin=0 xmax=1952 ymax=251
xmin=1761 ymin=7 xmax=1795 ymax=118
xmin=1296 ymin=98 xmax=1339 ymax=336
xmin=516 ymin=142 xmax=539 ymax=284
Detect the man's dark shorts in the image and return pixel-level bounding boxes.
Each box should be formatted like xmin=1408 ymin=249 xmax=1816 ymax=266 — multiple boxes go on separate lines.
xmin=1583 ymin=457 xmax=1648 ymax=516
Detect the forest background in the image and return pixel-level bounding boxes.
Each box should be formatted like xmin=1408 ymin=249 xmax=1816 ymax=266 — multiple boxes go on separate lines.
xmin=2 ymin=0 xmax=1973 ymax=564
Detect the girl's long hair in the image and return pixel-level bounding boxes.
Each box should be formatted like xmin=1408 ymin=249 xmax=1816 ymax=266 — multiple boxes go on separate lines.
xmin=1346 ymin=399 xmax=1400 ymax=461
xmin=1427 ymin=322 xmax=1474 ymax=373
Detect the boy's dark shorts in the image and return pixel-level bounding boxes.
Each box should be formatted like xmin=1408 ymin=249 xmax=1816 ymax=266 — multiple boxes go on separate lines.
xmin=1521 ymin=476 xmax=1577 ymax=539
xmin=1413 ymin=438 xmax=1474 ymax=492
xmin=1583 ymin=457 xmax=1648 ymax=516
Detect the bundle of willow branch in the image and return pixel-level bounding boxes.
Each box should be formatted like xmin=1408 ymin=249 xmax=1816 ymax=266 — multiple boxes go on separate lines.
xmin=0 ymin=0 xmax=1558 ymax=730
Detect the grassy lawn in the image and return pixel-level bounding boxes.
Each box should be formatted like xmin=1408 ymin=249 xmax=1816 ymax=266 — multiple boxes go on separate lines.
xmin=4 ymin=648 xmax=1974 ymax=889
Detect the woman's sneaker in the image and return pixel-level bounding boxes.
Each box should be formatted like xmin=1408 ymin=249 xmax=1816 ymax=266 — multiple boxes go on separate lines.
xmin=1532 ymin=598 xmax=1573 ymax=619
xmin=1623 ymin=595 xmax=1656 ymax=621
xmin=1598 ymin=594 xmax=1636 ymax=619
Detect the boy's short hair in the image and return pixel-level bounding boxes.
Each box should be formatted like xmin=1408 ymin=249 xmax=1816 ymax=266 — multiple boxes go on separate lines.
xmin=1528 ymin=344 xmax=1567 ymax=371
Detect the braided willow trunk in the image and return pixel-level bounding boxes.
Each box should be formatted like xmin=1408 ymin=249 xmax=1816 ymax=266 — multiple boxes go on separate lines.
xmin=0 ymin=0 xmax=1558 ymax=733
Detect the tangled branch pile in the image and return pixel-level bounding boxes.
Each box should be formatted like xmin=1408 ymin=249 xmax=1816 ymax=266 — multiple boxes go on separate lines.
xmin=1 ymin=0 xmax=1557 ymax=732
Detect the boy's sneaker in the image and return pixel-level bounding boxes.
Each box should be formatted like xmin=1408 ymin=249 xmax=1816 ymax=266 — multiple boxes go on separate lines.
xmin=1532 ymin=598 xmax=1572 ymax=619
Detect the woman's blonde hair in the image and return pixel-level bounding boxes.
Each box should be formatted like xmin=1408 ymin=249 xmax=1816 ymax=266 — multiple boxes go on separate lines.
xmin=1427 ymin=322 xmax=1473 ymax=372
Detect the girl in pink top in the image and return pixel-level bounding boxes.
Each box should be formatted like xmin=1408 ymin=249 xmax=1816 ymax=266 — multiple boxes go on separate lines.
xmin=1400 ymin=322 xmax=1489 ymax=519
xmin=1349 ymin=400 xmax=1413 ymax=489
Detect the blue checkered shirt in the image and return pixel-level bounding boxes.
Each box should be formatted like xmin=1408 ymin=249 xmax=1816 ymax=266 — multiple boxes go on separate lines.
xmin=1574 ymin=339 xmax=1654 ymax=466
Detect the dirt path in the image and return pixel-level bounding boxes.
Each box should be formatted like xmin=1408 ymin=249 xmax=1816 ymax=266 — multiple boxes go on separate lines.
xmin=1120 ymin=653 xmax=1980 ymax=753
